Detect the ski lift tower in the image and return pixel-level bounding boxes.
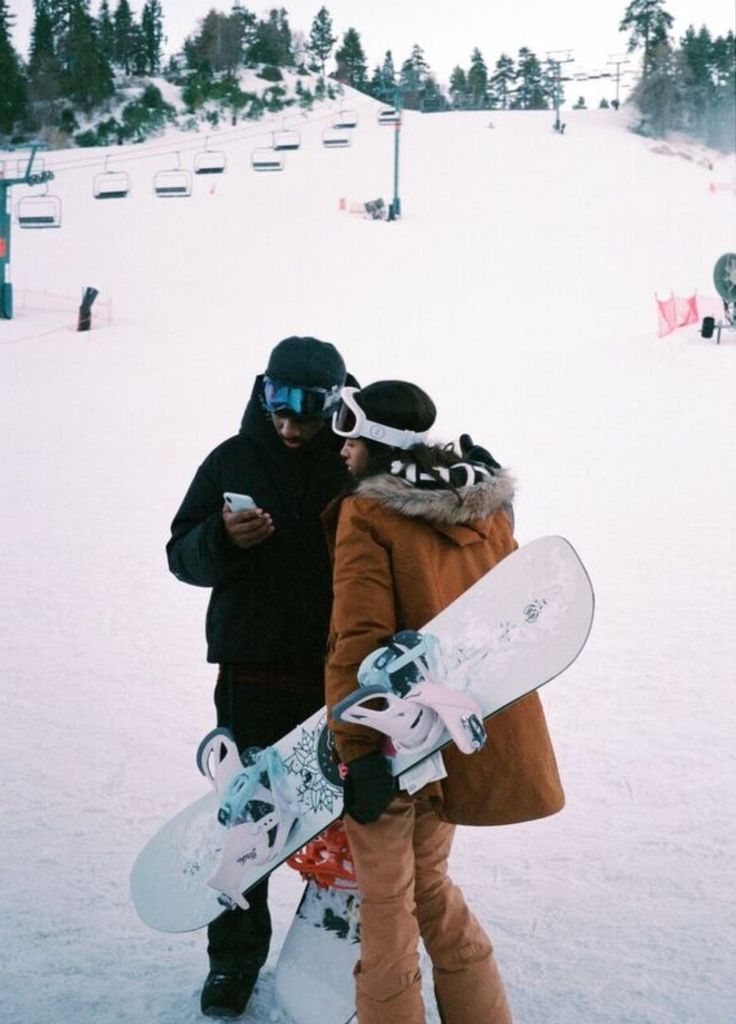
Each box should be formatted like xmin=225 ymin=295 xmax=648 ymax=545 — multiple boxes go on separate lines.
xmin=546 ymin=51 xmax=574 ymax=132
xmin=0 ymin=143 xmax=54 ymax=318
xmin=378 ymin=80 xmax=410 ymax=220
xmin=606 ymin=55 xmax=632 ymax=108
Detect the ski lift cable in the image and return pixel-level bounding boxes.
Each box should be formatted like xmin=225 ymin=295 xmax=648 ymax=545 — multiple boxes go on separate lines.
xmin=34 ymin=95 xmax=378 ymax=180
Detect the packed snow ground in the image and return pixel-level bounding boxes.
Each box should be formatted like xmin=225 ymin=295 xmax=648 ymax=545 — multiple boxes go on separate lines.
xmin=2 ymin=95 xmax=735 ymax=1024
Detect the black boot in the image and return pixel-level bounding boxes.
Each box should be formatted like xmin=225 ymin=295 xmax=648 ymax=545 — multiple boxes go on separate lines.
xmin=200 ymin=966 xmax=259 ymax=1019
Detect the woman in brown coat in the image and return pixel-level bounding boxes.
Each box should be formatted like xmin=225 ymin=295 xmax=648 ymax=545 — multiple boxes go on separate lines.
xmin=324 ymin=381 xmax=565 ymax=1024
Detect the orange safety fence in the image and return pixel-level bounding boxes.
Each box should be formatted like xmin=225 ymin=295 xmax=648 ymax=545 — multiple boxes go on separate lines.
xmin=655 ymin=293 xmax=724 ymax=338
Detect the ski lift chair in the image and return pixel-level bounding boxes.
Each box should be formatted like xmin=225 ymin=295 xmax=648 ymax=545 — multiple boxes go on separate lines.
xmin=332 ymin=109 xmax=358 ymax=129
xmin=194 ymin=144 xmax=226 ymax=174
xmin=378 ymin=107 xmax=400 ymax=126
xmin=93 ymin=158 xmax=130 ymax=199
xmin=154 ymin=154 xmax=192 ymax=197
xmin=272 ymin=129 xmax=301 ymax=152
xmin=16 ymin=186 xmax=62 ymax=229
xmin=322 ymin=127 xmax=351 ymax=149
xmin=251 ymin=147 xmax=284 ymax=172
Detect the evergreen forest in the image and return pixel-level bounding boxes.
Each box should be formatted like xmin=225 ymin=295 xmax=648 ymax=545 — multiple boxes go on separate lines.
xmin=0 ymin=1 xmax=733 ymax=151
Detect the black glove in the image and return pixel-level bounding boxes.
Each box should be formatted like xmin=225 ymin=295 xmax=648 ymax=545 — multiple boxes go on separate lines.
xmin=459 ymin=433 xmax=501 ymax=472
xmin=341 ymin=752 xmax=396 ymax=825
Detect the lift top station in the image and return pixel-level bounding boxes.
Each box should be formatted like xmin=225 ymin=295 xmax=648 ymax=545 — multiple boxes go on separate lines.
xmin=1 ymin=143 xmax=55 ymax=318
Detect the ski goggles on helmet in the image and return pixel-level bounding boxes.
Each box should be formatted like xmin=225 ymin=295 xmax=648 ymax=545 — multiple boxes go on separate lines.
xmin=263 ymin=376 xmax=342 ymax=419
xmin=331 ymin=387 xmax=430 ymax=450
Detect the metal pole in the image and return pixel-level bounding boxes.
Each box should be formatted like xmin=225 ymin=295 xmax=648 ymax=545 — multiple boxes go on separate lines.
xmin=0 ymin=143 xmax=53 ymax=318
xmin=547 ymin=51 xmax=574 ymax=132
xmin=606 ymin=57 xmax=631 ymax=107
xmin=392 ymin=85 xmax=402 ymax=218
xmin=0 ymin=183 xmax=12 ymax=318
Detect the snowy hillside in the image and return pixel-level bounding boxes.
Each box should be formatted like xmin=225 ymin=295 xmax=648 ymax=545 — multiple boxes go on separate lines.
xmin=1 ymin=92 xmax=735 ymax=1024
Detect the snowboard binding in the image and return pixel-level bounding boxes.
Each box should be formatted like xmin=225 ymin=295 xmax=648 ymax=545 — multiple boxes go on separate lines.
xmin=196 ymin=728 xmax=300 ymax=910
xmin=286 ymin=820 xmax=358 ymax=891
xmin=333 ymin=631 xmax=487 ymax=757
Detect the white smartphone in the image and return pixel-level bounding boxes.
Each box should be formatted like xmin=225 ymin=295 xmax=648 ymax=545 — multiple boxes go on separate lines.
xmin=224 ymin=492 xmax=256 ymax=512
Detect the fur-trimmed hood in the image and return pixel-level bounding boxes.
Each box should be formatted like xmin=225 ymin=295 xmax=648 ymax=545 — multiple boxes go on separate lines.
xmin=351 ymin=467 xmax=515 ymax=526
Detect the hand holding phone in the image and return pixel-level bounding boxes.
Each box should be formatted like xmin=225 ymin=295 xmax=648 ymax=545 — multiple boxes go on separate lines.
xmin=223 ymin=492 xmax=256 ymax=512
xmin=222 ymin=492 xmax=273 ymax=549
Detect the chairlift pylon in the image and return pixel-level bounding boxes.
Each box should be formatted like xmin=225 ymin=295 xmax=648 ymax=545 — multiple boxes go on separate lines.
xmin=154 ymin=153 xmax=192 ymax=197
xmin=251 ymin=147 xmax=284 ymax=172
xmin=93 ymin=156 xmax=130 ymax=199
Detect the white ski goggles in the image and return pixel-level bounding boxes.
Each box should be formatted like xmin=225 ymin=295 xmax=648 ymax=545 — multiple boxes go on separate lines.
xmin=331 ymin=387 xmax=430 ymax=450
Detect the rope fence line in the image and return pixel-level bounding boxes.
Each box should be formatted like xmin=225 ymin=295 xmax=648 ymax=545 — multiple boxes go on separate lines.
xmin=14 ymin=286 xmax=113 ymax=322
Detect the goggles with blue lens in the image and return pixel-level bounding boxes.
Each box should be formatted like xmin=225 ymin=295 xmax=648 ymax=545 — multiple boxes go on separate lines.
xmin=263 ymin=376 xmax=342 ymax=419
xmin=332 ymin=387 xmax=430 ymax=450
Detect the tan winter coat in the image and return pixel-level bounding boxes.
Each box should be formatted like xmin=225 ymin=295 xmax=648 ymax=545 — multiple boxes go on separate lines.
xmin=324 ymin=469 xmax=565 ymax=826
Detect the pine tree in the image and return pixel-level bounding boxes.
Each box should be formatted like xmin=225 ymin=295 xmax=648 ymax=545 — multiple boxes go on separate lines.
xmin=140 ymin=0 xmax=163 ymax=75
xmin=186 ymin=9 xmax=247 ymax=74
xmin=400 ymin=42 xmax=428 ymax=88
xmin=0 ymin=0 xmax=28 ymax=135
xmin=631 ymin=38 xmax=677 ymax=133
xmin=97 ymin=0 xmax=114 ymax=64
xmin=129 ymin=20 xmax=148 ymax=75
xmin=398 ymin=43 xmax=430 ymax=109
xmin=381 ymin=49 xmax=396 ymax=92
xmin=449 ymin=65 xmax=468 ymax=108
xmin=112 ymin=0 xmax=135 ymax=75
xmin=619 ymin=0 xmax=674 ymax=79
xmin=513 ymin=47 xmax=546 ymax=109
xmin=420 ymin=74 xmax=444 ymax=111
xmin=231 ymin=3 xmax=257 ymax=65
xmin=490 ymin=53 xmax=515 ymax=109
xmin=467 ymin=47 xmax=488 ymax=107
xmin=308 ymin=6 xmax=336 ymax=80
xmin=334 ymin=27 xmax=366 ymax=89
xmin=708 ymin=30 xmax=735 ymax=150
xmin=249 ymin=8 xmax=293 ymax=66
xmin=678 ymin=25 xmax=714 ymax=136
xmin=28 ymin=0 xmax=64 ymax=121
xmin=61 ymin=0 xmax=113 ymax=109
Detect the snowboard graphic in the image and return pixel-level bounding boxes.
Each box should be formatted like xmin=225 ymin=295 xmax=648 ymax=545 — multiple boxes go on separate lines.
xmin=131 ymin=536 xmax=594 ymax=933
xmin=275 ymin=881 xmax=359 ymax=1024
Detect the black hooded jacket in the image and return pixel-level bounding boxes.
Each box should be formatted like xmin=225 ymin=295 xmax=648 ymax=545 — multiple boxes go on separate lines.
xmin=166 ymin=376 xmax=350 ymax=664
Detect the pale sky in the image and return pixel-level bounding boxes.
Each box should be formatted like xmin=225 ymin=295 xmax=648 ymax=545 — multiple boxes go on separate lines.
xmin=7 ymin=0 xmax=735 ymax=85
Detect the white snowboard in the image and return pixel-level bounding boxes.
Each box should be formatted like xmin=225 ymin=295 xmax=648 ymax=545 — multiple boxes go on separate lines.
xmin=131 ymin=536 xmax=594 ymax=933
xmin=275 ymin=881 xmax=359 ymax=1024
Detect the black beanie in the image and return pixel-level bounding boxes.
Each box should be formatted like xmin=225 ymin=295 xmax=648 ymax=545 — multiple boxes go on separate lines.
xmin=356 ymin=380 xmax=436 ymax=434
xmin=265 ymin=336 xmax=346 ymax=389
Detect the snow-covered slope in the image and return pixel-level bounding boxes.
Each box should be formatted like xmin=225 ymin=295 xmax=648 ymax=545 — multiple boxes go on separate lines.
xmin=1 ymin=96 xmax=735 ymax=1024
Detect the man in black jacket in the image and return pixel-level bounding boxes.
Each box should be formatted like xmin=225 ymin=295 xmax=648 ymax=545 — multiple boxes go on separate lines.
xmin=167 ymin=336 xmax=352 ymax=1018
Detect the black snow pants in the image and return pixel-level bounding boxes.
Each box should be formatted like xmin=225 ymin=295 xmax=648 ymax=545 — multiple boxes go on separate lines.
xmin=206 ymin=663 xmax=324 ymax=973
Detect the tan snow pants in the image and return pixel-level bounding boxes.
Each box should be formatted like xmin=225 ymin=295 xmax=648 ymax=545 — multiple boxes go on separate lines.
xmin=343 ymin=793 xmax=513 ymax=1024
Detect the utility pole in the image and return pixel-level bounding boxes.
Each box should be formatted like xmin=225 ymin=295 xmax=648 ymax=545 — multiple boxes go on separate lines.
xmin=0 ymin=144 xmax=54 ymax=319
xmin=546 ymin=50 xmax=574 ymax=132
xmin=606 ymin=55 xmax=632 ymax=108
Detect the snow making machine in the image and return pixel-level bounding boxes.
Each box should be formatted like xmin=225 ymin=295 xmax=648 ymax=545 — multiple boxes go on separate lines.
xmin=701 ymin=253 xmax=736 ymax=344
